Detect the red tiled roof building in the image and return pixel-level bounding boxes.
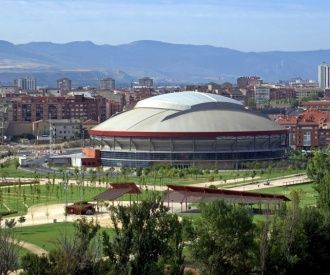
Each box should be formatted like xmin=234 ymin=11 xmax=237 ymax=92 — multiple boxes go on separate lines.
xmin=276 ymin=110 xmax=330 ymax=149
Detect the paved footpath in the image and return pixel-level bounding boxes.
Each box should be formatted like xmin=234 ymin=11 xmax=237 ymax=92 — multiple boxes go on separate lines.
xmin=185 ymin=176 xmax=261 ymax=188
xmin=19 ymin=240 xmax=48 ymax=256
xmin=8 ymin=238 xmax=48 ymax=256
xmin=228 ymin=174 xmax=310 ymax=191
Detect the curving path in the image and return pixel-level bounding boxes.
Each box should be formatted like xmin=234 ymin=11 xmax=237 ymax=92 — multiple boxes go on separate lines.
xmin=18 ymin=240 xmax=48 ymax=256
xmin=8 ymin=238 xmax=48 ymax=256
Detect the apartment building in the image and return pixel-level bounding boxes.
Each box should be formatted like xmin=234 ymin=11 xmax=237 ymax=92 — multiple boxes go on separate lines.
xmin=57 ymin=78 xmax=72 ymax=91
xmin=138 ymin=77 xmax=153 ymax=88
xmin=237 ymin=76 xmax=262 ymax=88
xmin=14 ymin=77 xmax=36 ymax=91
xmin=33 ymin=119 xmax=81 ymax=141
xmin=11 ymin=94 xmax=107 ymax=123
xmin=295 ymin=87 xmax=323 ymax=101
xmin=255 ymin=87 xmax=270 ymax=105
xmin=269 ymin=88 xmax=296 ymax=101
xmin=275 ymin=110 xmax=330 ymax=149
xmin=318 ymin=63 xmax=330 ymax=89
xmin=303 ymin=100 xmax=330 ymax=112
xmin=99 ymin=78 xmax=115 ymax=90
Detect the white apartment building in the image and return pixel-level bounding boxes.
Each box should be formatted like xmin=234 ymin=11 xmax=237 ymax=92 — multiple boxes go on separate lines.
xmin=33 ymin=119 xmax=81 ymax=141
xmin=255 ymin=87 xmax=270 ymax=105
xmin=15 ymin=77 xmax=37 ymax=91
xmin=318 ymin=63 xmax=330 ymax=89
xmin=100 ymin=78 xmax=115 ymax=90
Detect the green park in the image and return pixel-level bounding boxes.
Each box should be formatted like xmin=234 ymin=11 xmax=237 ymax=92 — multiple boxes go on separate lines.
xmin=1 ymin=149 xmax=330 ymax=275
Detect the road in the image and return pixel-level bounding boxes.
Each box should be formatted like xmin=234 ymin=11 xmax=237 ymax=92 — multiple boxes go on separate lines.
xmin=228 ymin=174 xmax=310 ymax=191
xmin=18 ymin=147 xmax=82 ymax=174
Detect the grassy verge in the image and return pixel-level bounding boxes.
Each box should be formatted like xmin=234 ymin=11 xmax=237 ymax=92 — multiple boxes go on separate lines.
xmin=1 ymin=184 xmax=107 ymax=216
xmin=0 ymin=182 xmax=161 ymax=216
xmin=257 ymin=183 xmax=317 ymax=207
xmin=13 ymin=222 xmax=76 ymax=252
xmin=0 ymin=159 xmax=36 ymax=178
xmin=109 ymin=169 xmax=304 ymax=187
xmin=13 ymin=222 xmax=114 ymax=253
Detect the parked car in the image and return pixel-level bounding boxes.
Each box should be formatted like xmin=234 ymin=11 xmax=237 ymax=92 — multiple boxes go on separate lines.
xmin=65 ymin=201 xmax=95 ymax=215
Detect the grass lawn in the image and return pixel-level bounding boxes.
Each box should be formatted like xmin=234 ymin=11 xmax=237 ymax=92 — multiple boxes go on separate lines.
xmin=0 ymin=157 xmax=304 ymax=187
xmin=220 ymin=170 xmax=306 ymax=189
xmin=0 ymin=181 xmax=162 ymax=216
xmin=13 ymin=222 xmax=76 ymax=251
xmin=1 ymin=184 xmax=108 ymax=216
xmin=0 ymin=158 xmax=306 ymax=216
xmin=0 ymin=157 xmax=302 ymax=186
xmin=115 ymin=169 xmax=303 ymax=187
xmin=0 ymin=159 xmax=36 ymax=178
xmin=178 ymin=183 xmax=317 ymax=225
xmin=257 ymin=183 xmax=318 ymax=207
xmin=13 ymin=222 xmax=114 ymax=252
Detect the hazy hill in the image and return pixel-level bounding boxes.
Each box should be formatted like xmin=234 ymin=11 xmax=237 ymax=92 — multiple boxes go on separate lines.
xmin=0 ymin=39 xmax=329 ymax=85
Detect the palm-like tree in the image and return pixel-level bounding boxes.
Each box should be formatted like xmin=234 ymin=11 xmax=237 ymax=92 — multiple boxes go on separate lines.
xmin=18 ymin=216 xmax=26 ymax=232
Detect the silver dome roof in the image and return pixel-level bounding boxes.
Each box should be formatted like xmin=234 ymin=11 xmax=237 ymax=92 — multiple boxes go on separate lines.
xmin=91 ymin=92 xmax=285 ymax=136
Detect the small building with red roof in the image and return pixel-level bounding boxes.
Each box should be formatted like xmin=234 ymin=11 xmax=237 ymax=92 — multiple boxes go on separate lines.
xmin=275 ymin=109 xmax=330 ymax=149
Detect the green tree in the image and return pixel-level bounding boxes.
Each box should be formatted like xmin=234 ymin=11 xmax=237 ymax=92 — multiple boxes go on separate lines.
xmin=13 ymin=158 xmax=19 ymax=170
xmin=298 ymin=207 xmax=330 ymax=274
xmin=251 ymin=170 xmax=257 ymax=184
xmin=120 ymin=167 xmax=128 ymax=181
xmin=21 ymin=218 xmax=101 ymax=275
xmin=18 ymin=216 xmax=26 ymax=232
xmin=190 ymin=200 xmax=256 ymax=275
xmin=316 ymin=173 xmax=330 ymax=211
xmin=306 ymin=149 xmax=330 ymax=184
xmin=20 ymin=253 xmax=51 ymax=275
xmin=267 ymin=163 xmax=273 ymax=181
xmin=262 ymin=191 xmax=330 ymax=274
xmin=102 ymin=196 xmax=188 ymax=275
xmin=306 ymin=149 xmax=330 ymax=211
xmin=0 ymin=226 xmax=19 ymax=275
xmin=5 ymin=218 xmax=16 ymax=229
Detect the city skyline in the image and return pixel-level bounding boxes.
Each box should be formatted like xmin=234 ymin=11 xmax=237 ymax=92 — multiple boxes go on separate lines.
xmin=1 ymin=0 xmax=330 ymax=52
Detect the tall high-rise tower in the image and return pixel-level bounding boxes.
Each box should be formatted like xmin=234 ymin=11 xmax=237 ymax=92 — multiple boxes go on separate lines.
xmin=57 ymin=78 xmax=72 ymax=91
xmin=138 ymin=77 xmax=153 ymax=88
xmin=15 ymin=77 xmax=36 ymax=90
xmin=318 ymin=63 xmax=330 ymax=89
xmin=99 ymin=78 xmax=115 ymax=90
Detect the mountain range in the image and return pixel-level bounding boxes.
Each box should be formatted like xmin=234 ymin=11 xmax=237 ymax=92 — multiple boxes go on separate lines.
xmin=0 ymin=39 xmax=329 ymax=86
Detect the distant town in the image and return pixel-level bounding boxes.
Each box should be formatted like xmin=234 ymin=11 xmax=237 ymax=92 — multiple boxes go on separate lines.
xmin=1 ymin=63 xmax=330 ymax=151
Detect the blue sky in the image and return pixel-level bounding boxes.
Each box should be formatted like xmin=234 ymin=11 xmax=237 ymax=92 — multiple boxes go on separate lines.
xmin=1 ymin=0 xmax=330 ymax=51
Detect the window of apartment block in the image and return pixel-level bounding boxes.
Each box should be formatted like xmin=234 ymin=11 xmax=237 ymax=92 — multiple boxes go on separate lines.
xmin=303 ymin=131 xmax=311 ymax=147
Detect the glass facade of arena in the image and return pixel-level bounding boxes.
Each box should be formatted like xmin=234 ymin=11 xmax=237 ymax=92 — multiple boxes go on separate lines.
xmin=93 ymin=133 xmax=288 ymax=168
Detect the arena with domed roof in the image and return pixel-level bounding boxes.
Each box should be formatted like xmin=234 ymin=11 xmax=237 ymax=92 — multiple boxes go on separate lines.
xmin=89 ymin=92 xmax=288 ymax=168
